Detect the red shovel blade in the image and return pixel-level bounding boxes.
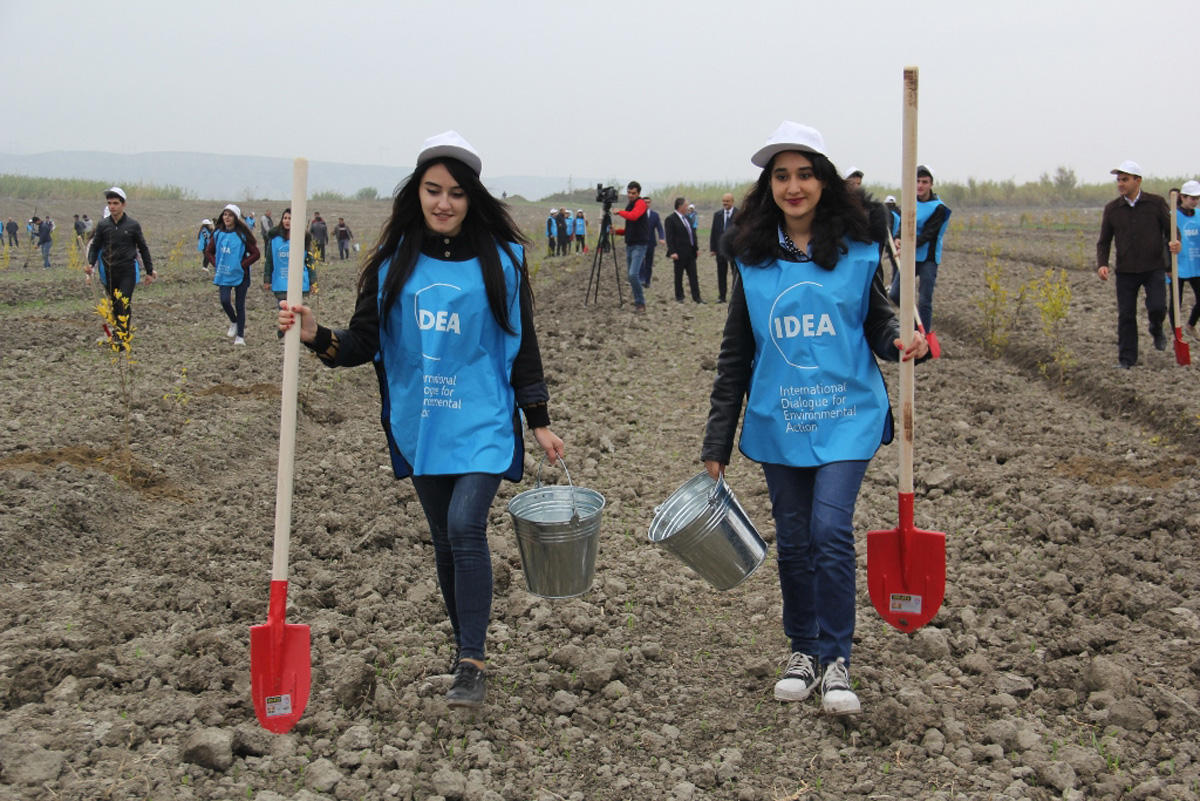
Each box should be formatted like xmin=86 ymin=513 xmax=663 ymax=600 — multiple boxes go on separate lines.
xmin=1173 ymin=328 xmax=1191 ymax=366
xmin=250 ymin=581 xmax=311 ymax=734
xmin=922 ymin=327 xmax=942 ymax=359
xmin=867 ymin=493 xmax=945 ymax=632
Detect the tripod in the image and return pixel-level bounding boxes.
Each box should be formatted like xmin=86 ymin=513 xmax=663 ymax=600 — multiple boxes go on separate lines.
xmin=585 ymin=206 xmax=624 ymax=306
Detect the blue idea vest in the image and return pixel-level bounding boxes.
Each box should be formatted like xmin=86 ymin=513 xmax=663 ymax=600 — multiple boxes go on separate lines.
xmin=377 ymin=244 xmax=524 ymax=477
xmin=269 ymin=234 xmax=310 ymax=292
xmin=212 ymin=229 xmax=247 ymax=286
xmin=1176 ymin=209 xmax=1200 ymax=280
xmin=197 ymin=228 xmax=211 ymax=253
xmin=914 ymin=198 xmax=950 ymax=263
xmin=736 ymin=239 xmax=891 ymax=467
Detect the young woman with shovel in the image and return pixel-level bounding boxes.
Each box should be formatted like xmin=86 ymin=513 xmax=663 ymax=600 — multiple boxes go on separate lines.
xmin=701 ymin=122 xmax=927 ymax=715
xmin=277 ymin=131 xmax=564 ymax=710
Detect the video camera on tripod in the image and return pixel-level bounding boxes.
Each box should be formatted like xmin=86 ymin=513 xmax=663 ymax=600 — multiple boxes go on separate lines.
xmin=585 ymin=184 xmax=623 ymax=305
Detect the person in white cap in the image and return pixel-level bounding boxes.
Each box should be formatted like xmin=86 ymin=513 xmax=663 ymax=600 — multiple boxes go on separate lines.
xmin=277 ymin=130 xmax=565 ymax=711
xmin=545 ymin=208 xmax=557 ymax=257
xmin=888 ymin=164 xmax=950 ymax=334
xmin=196 ymin=218 xmax=215 ymax=273
xmin=203 ymin=203 xmax=261 ymax=345
xmin=1096 ymin=160 xmax=1174 ymax=368
xmin=701 ymin=121 xmax=927 ymax=717
xmin=85 ymin=187 xmax=155 ymax=345
xmin=883 ymin=195 xmax=899 ymax=238
xmin=843 ymin=166 xmax=864 ymax=191
xmin=1171 ymin=181 xmax=1200 ymax=339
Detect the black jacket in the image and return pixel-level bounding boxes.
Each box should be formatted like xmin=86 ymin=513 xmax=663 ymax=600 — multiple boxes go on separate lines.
xmin=701 ymin=227 xmax=901 ymax=466
xmin=88 ymin=214 xmax=154 ymax=275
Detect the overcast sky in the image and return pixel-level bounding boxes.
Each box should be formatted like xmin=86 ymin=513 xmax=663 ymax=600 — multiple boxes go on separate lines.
xmin=3 ymin=0 xmax=1198 ymax=188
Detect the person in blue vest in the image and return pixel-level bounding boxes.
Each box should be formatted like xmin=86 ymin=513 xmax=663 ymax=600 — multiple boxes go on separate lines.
xmin=701 ymin=121 xmax=927 ymax=716
xmin=574 ymin=210 xmax=587 ymax=253
xmin=545 ymin=208 xmax=557 ymax=257
xmin=1172 ymin=181 xmax=1200 ymax=339
xmin=204 ymin=203 xmax=260 ymax=345
xmin=263 ymin=208 xmax=315 ymax=338
xmin=888 ymin=165 xmax=950 ymax=334
xmin=277 ymin=130 xmax=565 ymax=710
xmin=196 ymin=219 xmax=214 ymax=273
xmin=245 ymin=211 xmax=256 ymax=231
xmin=884 ymin=195 xmax=900 ymax=239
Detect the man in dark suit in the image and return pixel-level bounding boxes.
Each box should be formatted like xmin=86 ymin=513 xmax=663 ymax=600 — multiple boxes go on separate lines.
xmin=665 ymin=196 xmax=702 ymax=303
xmin=642 ymin=197 xmax=665 ymax=288
xmin=709 ymin=192 xmax=736 ymax=302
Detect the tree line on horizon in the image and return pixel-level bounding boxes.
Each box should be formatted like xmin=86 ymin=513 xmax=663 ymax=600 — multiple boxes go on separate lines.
xmin=4 ymin=167 xmax=1197 ymax=209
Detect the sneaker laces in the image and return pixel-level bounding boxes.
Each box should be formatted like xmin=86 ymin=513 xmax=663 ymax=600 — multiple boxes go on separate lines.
xmin=782 ymin=652 xmax=816 ymax=680
xmin=823 ymin=657 xmax=851 ymax=692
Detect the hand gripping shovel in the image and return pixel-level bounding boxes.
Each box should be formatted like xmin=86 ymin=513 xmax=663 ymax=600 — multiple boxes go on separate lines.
xmin=867 ymin=67 xmax=946 ymax=633
xmin=1169 ymin=190 xmax=1191 ymax=366
xmin=882 ymin=227 xmax=940 ymax=358
xmin=250 ymin=159 xmax=311 ymax=733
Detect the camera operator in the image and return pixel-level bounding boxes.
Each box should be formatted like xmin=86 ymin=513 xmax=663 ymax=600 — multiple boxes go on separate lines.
xmin=614 ymin=181 xmax=650 ymax=312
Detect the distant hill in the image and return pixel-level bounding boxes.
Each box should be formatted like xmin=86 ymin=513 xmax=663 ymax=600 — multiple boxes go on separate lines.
xmin=0 ymin=151 xmax=603 ymax=202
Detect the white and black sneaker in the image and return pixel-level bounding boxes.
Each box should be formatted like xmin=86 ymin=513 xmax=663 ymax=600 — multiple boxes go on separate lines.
xmin=820 ymin=657 xmax=861 ymax=715
xmin=226 ymin=322 xmax=238 ymax=337
xmin=774 ymin=652 xmax=819 ymax=701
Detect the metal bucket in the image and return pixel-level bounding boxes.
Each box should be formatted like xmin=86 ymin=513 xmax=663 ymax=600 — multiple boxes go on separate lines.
xmin=648 ymin=472 xmax=767 ymax=590
xmin=507 ymin=458 xmax=605 ymax=599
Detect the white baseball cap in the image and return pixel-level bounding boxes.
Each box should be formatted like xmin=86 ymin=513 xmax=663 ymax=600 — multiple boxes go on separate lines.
xmin=751 ymin=121 xmax=826 ymax=168
xmin=223 ymin=203 xmax=242 ymax=218
xmin=1180 ymin=180 xmax=1200 ymax=197
xmin=550 ymin=208 xmax=558 ymax=214
xmin=201 ymin=218 xmax=213 ymax=226
xmin=884 ymin=195 xmax=897 ymax=203
xmin=1110 ymin=160 xmax=1143 ymax=178
xmin=844 ymin=165 xmax=863 ymax=179
xmin=416 ymin=130 xmax=482 ymax=176
xmin=106 ymin=186 xmax=127 ymax=201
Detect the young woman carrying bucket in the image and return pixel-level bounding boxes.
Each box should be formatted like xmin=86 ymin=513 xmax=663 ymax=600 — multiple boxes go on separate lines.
xmin=277 ymin=131 xmax=564 ymax=710
xmin=701 ymin=121 xmax=927 ymax=716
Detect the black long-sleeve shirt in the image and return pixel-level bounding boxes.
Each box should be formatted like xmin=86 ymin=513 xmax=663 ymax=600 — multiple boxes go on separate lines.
xmin=305 ymin=233 xmax=551 ymax=428
xmin=87 ymin=213 xmax=154 ymax=275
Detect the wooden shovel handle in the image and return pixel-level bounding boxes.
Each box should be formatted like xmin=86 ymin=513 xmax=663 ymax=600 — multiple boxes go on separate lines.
xmin=272 ymin=158 xmax=309 ymax=582
xmin=899 ymin=67 xmax=918 ymax=496
xmin=1170 ymin=190 xmax=1181 ymax=324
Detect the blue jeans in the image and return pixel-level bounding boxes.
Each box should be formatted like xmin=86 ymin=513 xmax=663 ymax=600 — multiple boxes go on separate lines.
xmin=889 ymin=258 xmax=939 ymax=331
xmin=762 ymin=460 xmax=870 ymax=668
xmin=410 ymin=472 xmax=502 ymax=661
xmin=218 ymin=272 xmax=251 ymax=337
xmin=624 ymin=242 xmax=648 ymax=306
xmin=40 ymin=241 xmax=51 ymax=268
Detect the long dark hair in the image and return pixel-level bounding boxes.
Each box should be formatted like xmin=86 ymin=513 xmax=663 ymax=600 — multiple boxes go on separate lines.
xmin=732 ymin=150 xmax=869 ymax=270
xmin=363 ymin=157 xmax=529 ymax=334
xmin=218 ymin=208 xmax=256 ymax=246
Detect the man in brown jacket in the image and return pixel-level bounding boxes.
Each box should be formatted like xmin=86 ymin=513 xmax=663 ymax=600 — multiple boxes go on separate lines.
xmin=1096 ymin=160 xmax=1177 ymax=368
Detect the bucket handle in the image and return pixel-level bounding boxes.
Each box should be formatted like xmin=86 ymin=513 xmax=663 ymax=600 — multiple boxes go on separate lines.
xmin=535 ymin=455 xmax=580 ymax=522
xmin=707 ymin=473 xmax=727 ymax=506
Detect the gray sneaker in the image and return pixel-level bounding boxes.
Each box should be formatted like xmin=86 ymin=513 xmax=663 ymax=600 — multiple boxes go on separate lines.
xmin=774 ymin=652 xmax=818 ymax=701
xmin=820 ymin=657 xmax=861 ymax=715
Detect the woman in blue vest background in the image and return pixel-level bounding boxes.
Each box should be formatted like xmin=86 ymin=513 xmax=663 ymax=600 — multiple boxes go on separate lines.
xmin=263 ymin=208 xmax=315 ymax=338
xmin=204 ymin=203 xmax=260 ymax=345
xmin=1173 ymin=181 xmax=1200 ymax=338
xmin=196 ymin=219 xmax=214 ymax=273
xmin=702 ymin=122 xmax=927 ymax=716
xmin=278 ymin=131 xmax=564 ymax=710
